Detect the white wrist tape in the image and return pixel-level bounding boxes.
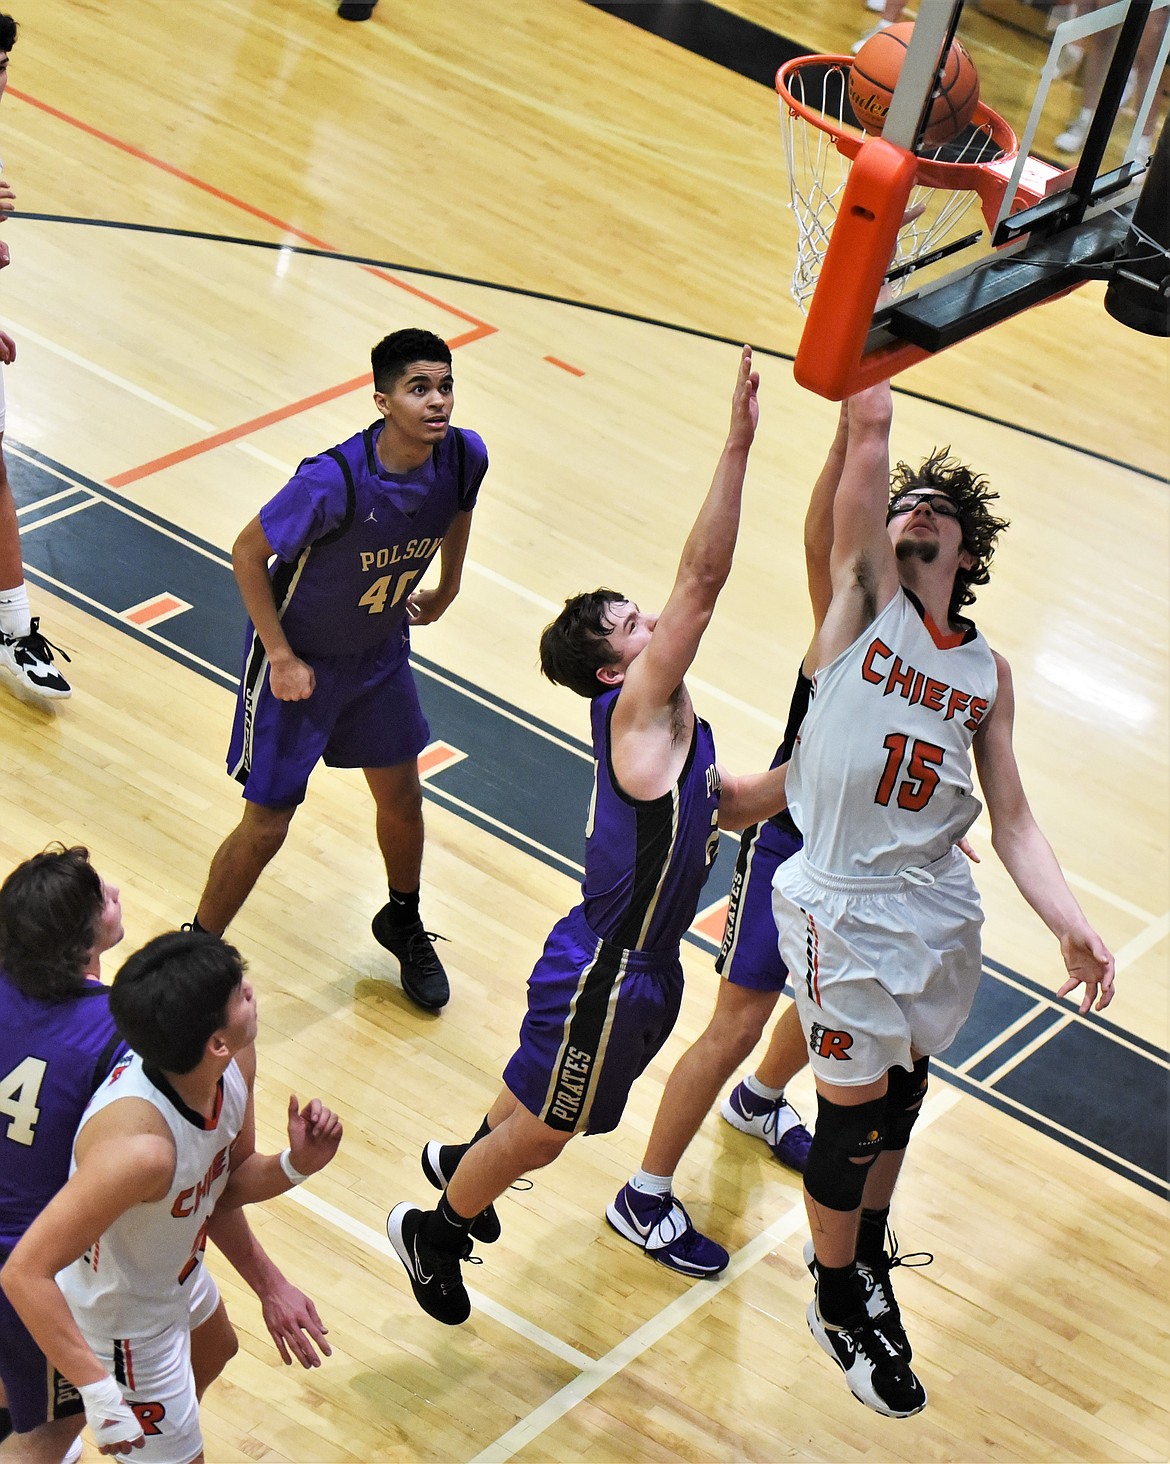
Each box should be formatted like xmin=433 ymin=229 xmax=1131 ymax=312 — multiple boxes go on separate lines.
xmin=280 ymin=1147 xmax=309 ymax=1186
xmin=79 ymin=1374 xmax=143 ymax=1451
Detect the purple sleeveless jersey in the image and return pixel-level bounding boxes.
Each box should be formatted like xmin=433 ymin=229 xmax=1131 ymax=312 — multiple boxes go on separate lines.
xmin=0 ymin=973 xmax=126 ymax=1249
xmin=259 ymin=422 xmax=488 ymax=658
xmin=580 ymin=689 xmax=722 ymax=952
xmin=503 ymin=691 xmax=723 ymax=1133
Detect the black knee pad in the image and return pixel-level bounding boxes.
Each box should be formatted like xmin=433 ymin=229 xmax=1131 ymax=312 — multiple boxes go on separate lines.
xmin=884 ymin=1057 xmax=929 ymax=1152
xmin=804 ymin=1095 xmax=887 ymax=1212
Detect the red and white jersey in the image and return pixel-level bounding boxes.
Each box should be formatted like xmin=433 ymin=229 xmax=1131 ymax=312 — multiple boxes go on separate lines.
xmin=58 ymin=1052 xmax=248 ymax=1341
xmin=787 ymin=588 xmax=998 ymax=877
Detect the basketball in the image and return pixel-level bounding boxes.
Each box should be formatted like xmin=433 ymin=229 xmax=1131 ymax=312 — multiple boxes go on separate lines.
xmin=849 ymin=22 xmax=980 ymax=147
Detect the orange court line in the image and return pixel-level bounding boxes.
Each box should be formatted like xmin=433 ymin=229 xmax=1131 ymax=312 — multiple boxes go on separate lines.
xmin=125 ymin=594 xmax=185 ymax=625
xmin=10 ymin=88 xmax=498 ymax=340
xmin=106 ymin=372 xmax=376 ymax=488
xmin=544 ymin=356 xmax=585 ymax=377
xmin=418 ymin=741 xmax=465 ymax=777
xmin=692 ymin=899 xmax=729 ymax=944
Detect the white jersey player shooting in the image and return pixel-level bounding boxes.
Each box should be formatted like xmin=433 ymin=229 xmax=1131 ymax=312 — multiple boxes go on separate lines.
xmin=772 ymin=382 xmax=1114 ymax=1419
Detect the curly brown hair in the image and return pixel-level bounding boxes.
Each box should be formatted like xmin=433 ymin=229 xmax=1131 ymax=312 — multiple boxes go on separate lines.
xmin=890 ymin=448 xmax=1009 ymax=621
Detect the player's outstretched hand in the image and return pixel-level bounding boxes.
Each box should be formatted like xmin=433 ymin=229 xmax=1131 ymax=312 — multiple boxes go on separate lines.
xmin=268 ymin=652 xmax=315 ymax=702
xmin=0 ymin=327 xmax=15 ymax=364
xmin=1056 ymin=926 xmax=1115 ymax=1014
xmin=728 ymin=344 xmax=760 ymax=448
xmin=0 ymin=178 xmax=15 ymax=213
xmin=259 ymin=1272 xmax=332 ymax=1368
xmin=286 ymin=1094 xmax=342 ymax=1177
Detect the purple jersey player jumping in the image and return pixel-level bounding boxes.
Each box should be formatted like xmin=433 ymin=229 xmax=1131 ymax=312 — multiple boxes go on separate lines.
xmin=191 ymin=328 xmax=489 ymax=1011
xmin=385 ymin=346 xmax=792 ymax=1325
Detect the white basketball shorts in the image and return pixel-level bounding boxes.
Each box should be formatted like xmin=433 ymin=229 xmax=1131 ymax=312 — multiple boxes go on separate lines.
xmin=773 ymin=846 xmax=984 ymax=1086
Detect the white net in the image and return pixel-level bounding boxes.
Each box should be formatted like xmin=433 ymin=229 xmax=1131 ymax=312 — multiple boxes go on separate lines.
xmin=779 ymin=60 xmax=1007 ymax=312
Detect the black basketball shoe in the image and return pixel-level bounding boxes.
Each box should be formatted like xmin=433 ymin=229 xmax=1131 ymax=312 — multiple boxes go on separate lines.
xmin=420 ymin=1141 xmax=501 ymax=1244
xmin=386 ymin=1203 xmax=476 ymax=1325
xmin=372 ymin=905 xmax=450 ymax=1010
xmin=806 ymin=1281 xmax=926 ymax=1418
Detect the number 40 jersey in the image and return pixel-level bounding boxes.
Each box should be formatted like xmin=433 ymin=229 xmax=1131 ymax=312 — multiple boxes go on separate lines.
xmin=786 ymin=588 xmax=999 ymax=879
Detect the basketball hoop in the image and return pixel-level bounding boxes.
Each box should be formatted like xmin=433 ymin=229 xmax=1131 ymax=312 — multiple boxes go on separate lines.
xmin=777 ymin=54 xmax=1019 ymax=312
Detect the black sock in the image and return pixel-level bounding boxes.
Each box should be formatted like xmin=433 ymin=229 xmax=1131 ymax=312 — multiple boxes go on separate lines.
xmin=386 ymin=887 xmax=420 ymax=925
xmin=815 ymin=1261 xmax=864 ymax=1325
xmin=857 ymin=1206 xmax=890 ymax=1269
xmin=0 ymin=1405 xmax=12 ymax=1444
xmin=422 ymin=1194 xmax=475 ymax=1251
xmin=470 ymin=1116 xmax=492 ymax=1146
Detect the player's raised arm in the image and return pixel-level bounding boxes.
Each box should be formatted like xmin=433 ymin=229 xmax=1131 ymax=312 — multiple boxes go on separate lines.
xmin=804 ymin=402 xmax=850 ymax=632
xmin=814 ymin=382 xmax=901 ymax=665
xmin=618 ymin=345 xmax=759 ymax=721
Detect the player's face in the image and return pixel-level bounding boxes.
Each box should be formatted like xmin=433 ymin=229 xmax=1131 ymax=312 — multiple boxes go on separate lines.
xmin=222 ymin=977 xmax=259 ymax=1052
xmin=0 ymin=53 xmax=9 ymax=103
xmin=374 ymin=361 xmax=454 ymax=446
xmin=601 ymin=599 xmax=658 ymax=676
xmin=93 ymin=878 xmax=125 ymax=957
xmin=887 ymin=490 xmax=964 ymax=564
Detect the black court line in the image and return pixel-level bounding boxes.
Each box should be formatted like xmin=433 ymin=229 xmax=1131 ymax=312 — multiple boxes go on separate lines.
xmin=584 ymin=1 xmax=811 ymax=88
xmin=8 ymin=440 xmax=1167 ymax=1200
xmin=14 ymin=212 xmax=1167 ymax=487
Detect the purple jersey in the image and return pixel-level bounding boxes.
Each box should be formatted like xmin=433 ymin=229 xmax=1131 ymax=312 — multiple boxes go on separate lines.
xmin=580 ymin=689 xmax=722 ymax=952
xmin=259 ymin=422 xmax=488 ymax=658
xmin=0 ymin=973 xmax=126 ymax=1249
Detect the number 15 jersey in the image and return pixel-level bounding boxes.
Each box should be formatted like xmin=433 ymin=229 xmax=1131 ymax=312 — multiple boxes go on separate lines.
xmin=787 ymin=588 xmax=998 ymax=878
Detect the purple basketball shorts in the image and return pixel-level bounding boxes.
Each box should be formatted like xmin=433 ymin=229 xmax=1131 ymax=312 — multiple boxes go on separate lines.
xmin=503 ymin=906 xmax=684 ymax=1136
xmin=714 ymin=818 xmax=803 ymax=992
xmin=226 ymin=630 xmax=428 ymax=807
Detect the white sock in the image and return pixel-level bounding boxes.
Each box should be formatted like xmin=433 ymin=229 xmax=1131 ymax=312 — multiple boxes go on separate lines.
xmin=630 ymin=1168 xmax=672 ymax=1196
xmin=0 ymin=582 xmax=30 ymax=638
xmin=743 ymin=1072 xmax=785 ymax=1103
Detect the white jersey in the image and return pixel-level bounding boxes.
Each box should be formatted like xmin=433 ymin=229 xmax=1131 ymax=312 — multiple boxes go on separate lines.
xmin=58 ymin=1051 xmax=248 ymax=1341
xmin=787 ymin=588 xmax=998 ymax=877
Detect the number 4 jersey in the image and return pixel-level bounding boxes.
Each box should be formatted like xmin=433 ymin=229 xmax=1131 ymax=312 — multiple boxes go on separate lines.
xmin=0 ymin=976 xmax=126 ymax=1250
xmin=786 ymin=588 xmax=998 ymax=878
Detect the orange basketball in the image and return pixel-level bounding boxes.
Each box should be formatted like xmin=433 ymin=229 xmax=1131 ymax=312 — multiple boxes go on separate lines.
xmin=849 ymin=22 xmax=980 ymax=147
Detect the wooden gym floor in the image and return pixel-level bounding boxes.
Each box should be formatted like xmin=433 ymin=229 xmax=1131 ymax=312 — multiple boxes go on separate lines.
xmin=0 ymin=1 xmax=1166 ymax=1460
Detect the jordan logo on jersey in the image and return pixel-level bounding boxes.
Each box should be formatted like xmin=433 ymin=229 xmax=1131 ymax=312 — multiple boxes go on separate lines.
xmin=809 ymin=1023 xmax=854 ymax=1061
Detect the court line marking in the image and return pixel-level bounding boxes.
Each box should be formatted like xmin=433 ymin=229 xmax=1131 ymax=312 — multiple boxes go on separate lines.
xmin=956 ymin=999 xmax=1052 ymax=1075
xmin=9 ymin=86 xmax=497 ymax=346
xmin=932 ymin=1056 xmax=1164 ymax=1189
xmin=976 ymin=1012 xmax=1071 ymax=1089
xmin=15 ymin=485 xmax=89 ymax=515
xmin=10 ymin=497 xmax=100 ymax=531
xmin=282 ymin=1186 xmax=593 ymax=1372
xmin=107 ymin=372 xmax=375 ymax=487
xmin=21 ymin=564 xmax=235 ymax=688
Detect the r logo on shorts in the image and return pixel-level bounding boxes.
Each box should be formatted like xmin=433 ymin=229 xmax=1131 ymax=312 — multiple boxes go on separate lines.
xmin=810 ymin=1023 xmax=854 ymax=1060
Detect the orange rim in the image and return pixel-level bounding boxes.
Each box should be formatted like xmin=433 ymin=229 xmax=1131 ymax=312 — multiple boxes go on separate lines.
xmin=776 ymin=54 xmax=1019 ymax=187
